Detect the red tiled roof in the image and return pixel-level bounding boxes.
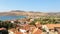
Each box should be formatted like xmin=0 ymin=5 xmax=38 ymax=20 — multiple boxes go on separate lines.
xmin=15 ymin=32 xmax=23 ymax=34
xmin=8 ymin=28 xmax=18 ymax=33
xmin=46 ymin=24 xmax=60 ymax=29
xmin=23 ymin=24 xmax=30 ymax=30
xmin=0 ymin=28 xmax=6 ymax=30
xmin=32 ymin=28 xmax=42 ymax=34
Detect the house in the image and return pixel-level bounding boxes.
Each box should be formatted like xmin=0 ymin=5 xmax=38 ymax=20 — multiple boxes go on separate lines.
xmin=32 ymin=28 xmax=42 ymax=34
xmin=15 ymin=32 xmax=23 ymax=34
xmin=46 ymin=24 xmax=60 ymax=31
xmin=35 ymin=21 xmax=42 ymax=28
xmin=23 ymin=24 xmax=30 ymax=30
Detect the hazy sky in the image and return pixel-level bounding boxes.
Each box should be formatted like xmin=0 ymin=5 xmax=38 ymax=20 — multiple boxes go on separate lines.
xmin=0 ymin=0 xmax=60 ymax=12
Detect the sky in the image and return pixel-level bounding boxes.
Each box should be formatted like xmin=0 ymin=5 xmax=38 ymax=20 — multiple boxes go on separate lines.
xmin=0 ymin=0 xmax=60 ymax=12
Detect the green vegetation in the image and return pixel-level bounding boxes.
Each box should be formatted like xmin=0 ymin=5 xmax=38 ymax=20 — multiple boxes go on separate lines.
xmin=29 ymin=16 xmax=60 ymax=25
xmin=0 ymin=21 xmax=16 ymax=29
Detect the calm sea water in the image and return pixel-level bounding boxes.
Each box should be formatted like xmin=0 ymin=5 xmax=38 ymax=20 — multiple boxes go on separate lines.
xmin=0 ymin=16 xmax=26 ymax=21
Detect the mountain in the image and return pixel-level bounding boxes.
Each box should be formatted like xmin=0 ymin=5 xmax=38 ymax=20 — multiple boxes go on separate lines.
xmin=0 ymin=10 xmax=47 ymax=16
xmin=0 ymin=10 xmax=60 ymax=17
xmin=47 ymin=12 xmax=60 ymax=17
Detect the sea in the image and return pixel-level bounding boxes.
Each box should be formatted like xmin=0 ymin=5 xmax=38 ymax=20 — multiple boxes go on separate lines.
xmin=0 ymin=16 xmax=26 ymax=21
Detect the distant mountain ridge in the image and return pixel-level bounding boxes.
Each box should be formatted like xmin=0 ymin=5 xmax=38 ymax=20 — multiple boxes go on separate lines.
xmin=0 ymin=10 xmax=60 ymax=17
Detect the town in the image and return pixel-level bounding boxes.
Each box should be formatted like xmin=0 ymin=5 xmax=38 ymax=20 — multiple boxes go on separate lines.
xmin=0 ymin=16 xmax=60 ymax=34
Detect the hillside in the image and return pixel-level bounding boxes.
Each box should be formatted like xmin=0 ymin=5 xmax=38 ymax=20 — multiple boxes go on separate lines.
xmin=0 ymin=10 xmax=60 ymax=17
xmin=0 ymin=10 xmax=47 ymax=16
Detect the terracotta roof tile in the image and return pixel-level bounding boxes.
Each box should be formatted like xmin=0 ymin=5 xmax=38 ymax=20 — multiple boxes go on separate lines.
xmin=23 ymin=24 xmax=30 ymax=30
xmin=32 ymin=28 xmax=42 ymax=34
xmin=46 ymin=24 xmax=60 ymax=29
xmin=15 ymin=32 xmax=23 ymax=34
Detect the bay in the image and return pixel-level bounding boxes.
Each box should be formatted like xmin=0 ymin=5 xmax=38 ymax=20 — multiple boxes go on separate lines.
xmin=0 ymin=16 xmax=26 ymax=21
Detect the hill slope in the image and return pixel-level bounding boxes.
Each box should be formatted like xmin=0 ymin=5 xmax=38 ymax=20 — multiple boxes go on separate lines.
xmin=0 ymin=10 xmax=60 ymax=17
